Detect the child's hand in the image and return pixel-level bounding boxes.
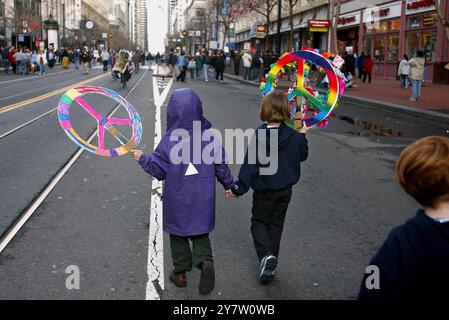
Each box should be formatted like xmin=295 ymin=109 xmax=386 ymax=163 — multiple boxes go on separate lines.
xmin=300 ymin=121 xmax=311 ymax=134
xmin=130 ymin=149 xmax=143 ymax=161
xmin=225 ymin=190 xmax=236 ymax=198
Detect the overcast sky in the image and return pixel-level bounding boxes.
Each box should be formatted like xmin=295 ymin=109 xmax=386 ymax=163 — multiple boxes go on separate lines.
xmin=147 ymin=0 xmax=168 ymax=54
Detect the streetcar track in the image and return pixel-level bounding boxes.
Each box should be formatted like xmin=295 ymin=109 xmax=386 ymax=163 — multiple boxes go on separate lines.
xmin=0 ymin=68 xmax=149 ymax=254
xmin=0 ymin=69 xmax=78 ymax=88
xmin=0 ymin=76 xmax=116 ymax=140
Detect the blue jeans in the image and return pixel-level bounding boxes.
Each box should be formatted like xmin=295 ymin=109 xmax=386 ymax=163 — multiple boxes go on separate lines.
xmin=243 ymin=67 xmax=250 ymax=80
xmin=203 ymin=64 xmax=209 ymax=81
xmin=39 ymin=63 xmax=45 ymax=74
xmin=17 ymin=61 xmax=26 ymax=74
xmin=400 ymin=75 xmax=409 ymax=88
xmin=3 ymin=60 xmax=10 ymax=73
xmin=251 ymin=67 xmax=258 ymax=81
xmin=196 ymin=68 xmax=201 ymax=79
xmin=411 ymin=79 xmax=422 ymax=100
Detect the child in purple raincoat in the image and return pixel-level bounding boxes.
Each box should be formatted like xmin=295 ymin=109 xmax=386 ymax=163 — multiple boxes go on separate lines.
xmin=131 ymin=89 xmax=234 ymax=295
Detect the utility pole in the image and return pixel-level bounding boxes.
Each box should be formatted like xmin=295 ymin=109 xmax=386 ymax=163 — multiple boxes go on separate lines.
xmin=62 ymin=0 xmax=65 ymax=48
xmin=277 ymin=0 xmax=282 ymax=57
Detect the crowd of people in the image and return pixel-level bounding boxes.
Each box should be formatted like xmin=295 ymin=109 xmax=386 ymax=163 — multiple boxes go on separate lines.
xmin=0 ymin=45 xmax=152 ymax=77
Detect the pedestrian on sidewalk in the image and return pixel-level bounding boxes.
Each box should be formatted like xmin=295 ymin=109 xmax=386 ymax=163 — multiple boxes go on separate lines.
xmin=215 ymin=51 xmax=225 ymax=83
xmin=242 ymin=50 xmax=252 ymax=81
xmin=37 ymin=50 xmax=46 ymax=75
xmin=61 ymin=48 xmax=70 ymax=69
xmin=47 ymin=49 xmax=55 ymax=69
xmin=408 ymin=50 xmax=425 ymax=102
xmin=358 ymin=136 xmax=449 ymax=300
xmin=202 ymin=51 xmax=211 ymax=82
xmin=210 ymin=51 xmax=218 ymax=81
xmin=14 ymin=48 xmax=25 ymax=75
xmin=398 ymin=54 xmax=410 ymax=89
xmin=195 ymin=54 xmax=203 ymax=79
xmin=358 ymin=52 xmax=366 ymax=79
xmin=168 ymin=48 xmax=178 ymax=79
xmin=101 ymin=49 xmax=110 ymax=72
xmin=251 ymin=51 xmax=261 ymax=81
xmin=80 ymin=49 xmax=91 ymax=74
xmin=31 ymin=50 xmax=39 ymax=73
xmin=8 ymin=46 xmax=16 ymax=74
xmin=130 ymin=89 xmax=234 ymax=295
xmin=73 ymin=48 xmax=80 ymax=70
xmin=262 ymin=50 xmax=273 ymax=78
xmin=1 ymin=46 xmax=11 ymax=74
xmin=187 ymin=56 xmax=196 ymax=79
xmin=228 ymin=90 xmax=310 ymax=285
xmin=176 ymin=52 xmax=187 ymax=82
xmin=362 ymin=55 xmax=373 ymax=83
xmin=233 ymin=50 xmax=241 ymax=75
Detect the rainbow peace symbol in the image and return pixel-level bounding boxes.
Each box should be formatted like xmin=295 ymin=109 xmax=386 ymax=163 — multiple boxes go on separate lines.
xmin=260 ymin=50 xmax=340 ymax=127
xmin=57 ymin=85 xmax=142 ymax=157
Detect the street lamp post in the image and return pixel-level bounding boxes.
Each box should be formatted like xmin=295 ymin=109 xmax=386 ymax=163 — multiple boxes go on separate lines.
xmin=61 ymin=0 xmax=65 ymax=48
xmin=277 ymin=0 xmax=282 ymax=57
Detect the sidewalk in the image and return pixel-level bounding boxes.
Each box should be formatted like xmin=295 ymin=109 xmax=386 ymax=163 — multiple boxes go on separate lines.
xmin=224 ymin=68 xmax=449 ymax=122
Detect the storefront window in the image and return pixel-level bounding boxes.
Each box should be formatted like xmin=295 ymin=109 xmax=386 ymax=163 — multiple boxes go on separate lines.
xmin=387 ymin=35 xmax=399 ymax=62
xmin=407 ymin=16 xmax=421 ymax=29
xmin=422 ymin=13 xmax=438 ymax=28
xmin=379 ymin=21 xmax=389 ymax=32
xmin=406 ymin=32 xmax=419 ymax=58
xmin=363 ymin=37 xmax=372 ymax=56
xmin=389 ymin=20 xmax=400 ymax=31
xmin=422 ymin=31 xmax=436 ymax=62
xmin=374 ymin=37 xmax=385 ymax=62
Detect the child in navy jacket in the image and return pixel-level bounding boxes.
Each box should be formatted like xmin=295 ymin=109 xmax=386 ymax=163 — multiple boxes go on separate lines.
xmin=228 ymin=90 xmax=309 ymax=284
xmin=358 ymin=136 xmax=449 ymax=300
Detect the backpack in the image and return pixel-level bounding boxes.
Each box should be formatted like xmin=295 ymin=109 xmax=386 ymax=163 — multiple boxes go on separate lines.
xmin=188 ymin=60 xmax=195 ymax=69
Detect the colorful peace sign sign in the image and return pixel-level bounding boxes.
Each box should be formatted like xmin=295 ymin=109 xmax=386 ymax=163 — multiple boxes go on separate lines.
xmin=260 ymin=50 xmax=340 ymax=127
xmin=57 ymin=85 xmax=142 ymax=157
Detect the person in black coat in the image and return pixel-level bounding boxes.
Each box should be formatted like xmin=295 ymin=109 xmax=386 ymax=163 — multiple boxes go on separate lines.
xmin=358 ymin=136 xmax=449 ymax=300
xmin=215 ymin=50 xmax=225 ymax=83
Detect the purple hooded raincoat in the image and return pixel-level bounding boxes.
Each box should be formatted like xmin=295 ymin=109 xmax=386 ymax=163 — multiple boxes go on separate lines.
xmin=138 ymin=89 xmax=234 ymax=236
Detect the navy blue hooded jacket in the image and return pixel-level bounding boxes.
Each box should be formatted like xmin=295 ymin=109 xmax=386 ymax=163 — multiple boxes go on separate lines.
xmin=232 ymin=122 xmax=308 ymax=196
xmin=358 ymin=210 xmax=449 ymax=300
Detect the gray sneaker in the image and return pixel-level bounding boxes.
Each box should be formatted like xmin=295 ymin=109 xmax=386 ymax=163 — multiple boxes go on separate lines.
xmin=259 ymin=255 xmax=278 ymax=284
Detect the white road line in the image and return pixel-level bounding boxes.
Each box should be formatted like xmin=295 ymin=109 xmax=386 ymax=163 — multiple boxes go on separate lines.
xmin=0 ymin=69 xmax=76 ymax=85
xmin=0 ymin=68 xmax=149 ymax=254
xmin=146 ymin=74 xmax=173 ymax=300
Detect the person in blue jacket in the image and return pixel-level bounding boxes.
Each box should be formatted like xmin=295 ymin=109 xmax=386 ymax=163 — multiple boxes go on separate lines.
xmin=228 ymin=90 xmax=309 ymax=284
xmin=131 ymin=89 xmax=234 ymax=295
xmin=358 ymin=136 xmax=449 ymax=300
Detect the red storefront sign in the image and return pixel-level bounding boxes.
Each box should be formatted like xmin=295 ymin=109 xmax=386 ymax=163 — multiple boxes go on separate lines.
xmin=407 ymin=0 xmax=435 ymax=10
xmin=308 ymin=20 xmax=331 ymax=28
xmin=338 ymin=16 xmax=356 ymax=25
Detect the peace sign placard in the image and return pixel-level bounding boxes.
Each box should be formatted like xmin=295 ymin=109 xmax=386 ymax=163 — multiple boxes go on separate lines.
xmin=57 ymin=86 xmax=142 ymax=157
xmin=260 ymin=50 xmax=341 ymax=127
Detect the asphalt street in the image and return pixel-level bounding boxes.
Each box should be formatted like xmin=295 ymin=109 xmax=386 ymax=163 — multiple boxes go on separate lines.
xmin=0 ymin=67 xmax=448 ymax=299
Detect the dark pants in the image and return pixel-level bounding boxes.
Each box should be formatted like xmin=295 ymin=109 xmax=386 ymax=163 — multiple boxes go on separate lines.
xmin=103 ymin=60 xmax=108 ymax=72
xmin=362 ymin=72 xmax=371 ymax=83
xmin=170 ymin=234 xmax=213 ymax=273
xmin=251 ymin=187 xmax=292 ymax=261
xmin=176 ymin=67 xmax=187 ymax=82
xmin=234 ymin=61 xmax=240 ymax=75
xmin=216 ymin=69 xmax=223 ymax=81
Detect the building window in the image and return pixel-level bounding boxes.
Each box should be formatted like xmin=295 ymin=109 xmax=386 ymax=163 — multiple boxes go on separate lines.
xmin=422 ymin=13 xmax=438 ymax=28
xmin=422 ymin=31 xmax=436 ymax=62
xmin=387 ymin=35 xmax=399 ymax=62
xmin=363 ymin=37 xmax=372 ymax=56
xmin=374 ymin=37 xmax=385 ymax=62
xmin=407 ymin=16 xmax=421 ymax=29
xmin=405 ymin=32 xmax=420 ymax=58
xmin=389 ymin=20 xmax=400 ymax=31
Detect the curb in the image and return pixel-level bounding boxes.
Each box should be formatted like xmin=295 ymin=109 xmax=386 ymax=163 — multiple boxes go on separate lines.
xmin=224 ymin=73 xmax=449 ymax=124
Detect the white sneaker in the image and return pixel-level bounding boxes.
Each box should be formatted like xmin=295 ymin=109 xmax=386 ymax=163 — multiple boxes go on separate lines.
xmin=259 ymin=255 xmax=278 ymax=284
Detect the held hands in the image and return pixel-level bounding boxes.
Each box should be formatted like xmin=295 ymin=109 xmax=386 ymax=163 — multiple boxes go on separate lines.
xmin=130 ymin=149 xmax=143 ymax=161
xmin=225 ymin=189 xmax=236 ymax=199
